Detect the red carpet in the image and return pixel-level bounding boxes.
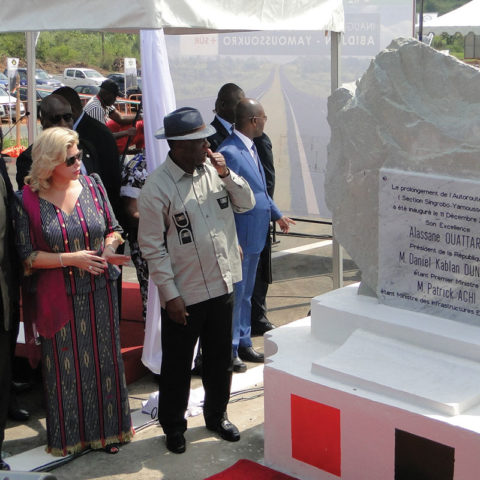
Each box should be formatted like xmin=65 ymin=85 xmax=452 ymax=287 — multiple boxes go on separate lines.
xmin=204 ymin=460 xmax=299 ymax=480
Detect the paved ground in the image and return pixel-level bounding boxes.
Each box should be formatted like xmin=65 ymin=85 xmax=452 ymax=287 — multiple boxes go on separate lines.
xmin=1 ymin=157 xmax=360 ymax=479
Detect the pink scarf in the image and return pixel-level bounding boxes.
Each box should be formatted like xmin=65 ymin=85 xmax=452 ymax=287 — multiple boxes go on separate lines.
xmin=22 ymin=185 xmax=74 ymax=340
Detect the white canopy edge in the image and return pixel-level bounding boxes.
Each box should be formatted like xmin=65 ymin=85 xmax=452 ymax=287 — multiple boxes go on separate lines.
xmin=1 ymin=0 xmax=344 ymax=33
xmin=423 ymin=0 xmax=480 ymax=35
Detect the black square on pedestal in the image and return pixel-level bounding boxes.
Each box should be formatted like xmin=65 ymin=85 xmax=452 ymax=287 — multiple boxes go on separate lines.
xmin=395 ymin=429 xmax=454 ymax=480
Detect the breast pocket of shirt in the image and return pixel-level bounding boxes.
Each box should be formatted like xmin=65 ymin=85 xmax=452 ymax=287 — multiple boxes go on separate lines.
xmin=212 ymin=190 xmax=230 ymax=214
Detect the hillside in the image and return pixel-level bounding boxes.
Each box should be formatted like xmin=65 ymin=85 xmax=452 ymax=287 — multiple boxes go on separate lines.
xmin=421 ymin=0 xmax=472 ymax=14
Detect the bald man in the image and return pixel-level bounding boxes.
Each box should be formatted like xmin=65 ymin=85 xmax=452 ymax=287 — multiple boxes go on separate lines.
xmin=218 ymin=98 xmax=294 ymax=370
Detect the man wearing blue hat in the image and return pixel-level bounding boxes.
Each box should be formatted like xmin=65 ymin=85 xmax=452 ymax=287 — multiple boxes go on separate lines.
xmin=138 ymin=107 xmax=255 ymax=454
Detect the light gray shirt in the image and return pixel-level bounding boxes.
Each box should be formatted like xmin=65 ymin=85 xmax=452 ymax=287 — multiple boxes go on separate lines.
xmin=138 ymin=155 xmax=255 ymax=307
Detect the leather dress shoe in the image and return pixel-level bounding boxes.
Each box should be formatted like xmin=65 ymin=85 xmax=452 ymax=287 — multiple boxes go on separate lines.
xmin=206 ymin=416 xmax=240 ymax=442
xmin=233 ymin=356 xmax=247 ymax=373
xmin=251 ymin=321 xmax=276 ymax=336
xmin=0 ymin=459 xmax=10 ymax=471
xmin=8 ymin=405 xmax=30 ymax=422
xmin=165 ymin=432 xmax=186 ymax=454
xmin=238 ymin=346 xmax=264 ymax=363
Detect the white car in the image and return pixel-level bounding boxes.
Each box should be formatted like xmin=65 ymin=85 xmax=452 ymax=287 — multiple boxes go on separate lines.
xmin=62 ymin=68 xmax=107 ymax=88
xmin=0 ymin=86 xmax=26 ymax=121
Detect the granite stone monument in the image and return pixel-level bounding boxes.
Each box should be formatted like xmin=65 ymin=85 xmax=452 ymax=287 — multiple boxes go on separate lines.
xmin=264 ymin=38 xmax=480 ymax=480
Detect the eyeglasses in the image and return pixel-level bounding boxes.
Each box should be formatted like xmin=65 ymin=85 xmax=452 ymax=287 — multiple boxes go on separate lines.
xmin=47 ymin=113 xmax=73 ymax=124
xmin=250 ymin=115 xmax=267 ymax=121
xmin=65 ymin=150 xmax=83 ymax=167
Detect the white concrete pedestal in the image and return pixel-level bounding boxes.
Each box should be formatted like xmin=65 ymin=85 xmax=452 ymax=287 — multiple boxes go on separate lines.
xmin=264 ymin=283 xmax=480 ymax=479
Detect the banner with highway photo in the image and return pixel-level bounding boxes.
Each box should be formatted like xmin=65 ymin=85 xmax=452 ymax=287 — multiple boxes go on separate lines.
xmin=164 ymin=0 xmax=413 ymax=219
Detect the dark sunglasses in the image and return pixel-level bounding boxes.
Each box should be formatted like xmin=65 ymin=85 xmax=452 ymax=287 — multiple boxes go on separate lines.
xmin=47 ymin=113 xmax=73 ymax=124
xmin=65 ymin=150 xmax=83 ymax=167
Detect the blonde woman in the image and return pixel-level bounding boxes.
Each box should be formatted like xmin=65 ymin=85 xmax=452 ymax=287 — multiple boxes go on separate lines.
xmin=14 ymin=127 xmax=133 ymax=456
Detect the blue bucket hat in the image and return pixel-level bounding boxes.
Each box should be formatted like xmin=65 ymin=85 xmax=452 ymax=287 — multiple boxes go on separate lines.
xmin=155 ymin=107 xmax=216 ymax=140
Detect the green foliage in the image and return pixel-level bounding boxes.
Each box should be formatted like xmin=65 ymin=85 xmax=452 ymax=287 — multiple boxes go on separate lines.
xmin=2 ymin=137 xmax=28 ymax=149
xmin=0 ymin=33 xmax=25 ymax=59
xmin=419 ymin=0 xmax=471 ymax=15
xmin=431 ymin=32 xmax=465 ymax=58
xmin=0 ymin=31 xmax=140 ymax=72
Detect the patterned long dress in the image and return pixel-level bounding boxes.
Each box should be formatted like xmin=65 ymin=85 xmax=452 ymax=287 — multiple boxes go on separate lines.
xmin=14 ymin=175 xmax=133 ymax=456
xmin=120 ymin=153 xmax=149 ymax=320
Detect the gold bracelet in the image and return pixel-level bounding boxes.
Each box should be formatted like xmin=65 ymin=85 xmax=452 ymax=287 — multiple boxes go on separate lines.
xmin=59 ymin=253 xmax=65 ymax=268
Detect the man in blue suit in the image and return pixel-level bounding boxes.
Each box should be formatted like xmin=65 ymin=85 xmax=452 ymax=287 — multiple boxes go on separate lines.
xmin=219 ymin=98 xmax=294 ymax=370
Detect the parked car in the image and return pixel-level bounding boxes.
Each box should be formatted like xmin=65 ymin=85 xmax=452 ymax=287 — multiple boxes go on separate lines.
xmin=73 ymin=84 xmax=100 ymax=96
xmin=0 ymin=72 xmax=8 ymax=88
xmin=63 ymin=68 xmax=107 ymax=88
xmin=3 ymin=68 xmax=63 ymax=90
xmin=18 ymin=86 xmax=51 ymax=108
xmin=106 ymin=73 xmax=142 ymax=97
xmin=0 ymin=86 xmax=26 ymax=121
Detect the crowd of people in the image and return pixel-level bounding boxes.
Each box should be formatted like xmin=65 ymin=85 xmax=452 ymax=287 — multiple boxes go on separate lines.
xmin=0 ymin=81 xmax=293 ymax=468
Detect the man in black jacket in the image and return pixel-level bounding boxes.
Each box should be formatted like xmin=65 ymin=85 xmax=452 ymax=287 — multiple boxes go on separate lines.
xmin=16 ymin=94 xmax=99 ymax=190
xmin=0 ymin=126 xmax=21 ymax=470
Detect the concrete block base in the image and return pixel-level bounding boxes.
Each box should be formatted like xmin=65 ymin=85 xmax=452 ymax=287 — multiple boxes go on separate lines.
xmin=264 ymin=284 xmax=480 ymax=479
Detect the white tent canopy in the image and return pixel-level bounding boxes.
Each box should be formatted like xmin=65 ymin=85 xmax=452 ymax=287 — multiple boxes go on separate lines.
xmin=1 ymin=0 xmax=345 ymax=289
xmin=423 ymin=0 xmax=480 ymax=35
xmin=1 ymin=0 xmax=344 ymax=33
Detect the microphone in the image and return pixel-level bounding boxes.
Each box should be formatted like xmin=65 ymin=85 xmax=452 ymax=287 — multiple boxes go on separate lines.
xmin=2 ymin=111 xmax=30 ymax=138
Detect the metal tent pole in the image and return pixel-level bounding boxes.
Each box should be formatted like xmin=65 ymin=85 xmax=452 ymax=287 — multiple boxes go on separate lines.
xmin=26 ymin=31 xmax=38 ymax=144
xmin=331 ymin=31 xmax=343 ymax=289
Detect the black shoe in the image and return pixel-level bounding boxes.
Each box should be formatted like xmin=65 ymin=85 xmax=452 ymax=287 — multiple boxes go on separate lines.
xmin=0 ymin=459 xmax=10 ymax=471
xmin=238 ymin=346 xmax=264 ymax=363
xmin=165 ymin=432 xmax=186 ymax=454
xmin=251 ymin=321 xmax=276 ymax=336
xmin=8 ymin=405 xmax=30 ymax=422
xmin=233 ymin=356 xmax=247 ymax=373
xmin=12 ymin=381 xmax=32 ymax=394
xmin=206 ymin=416 xmax=240 ymax=442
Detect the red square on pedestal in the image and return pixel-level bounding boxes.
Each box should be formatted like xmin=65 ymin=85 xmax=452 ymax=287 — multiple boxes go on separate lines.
xmin=291 ymin=394 xmax=341 ymax=476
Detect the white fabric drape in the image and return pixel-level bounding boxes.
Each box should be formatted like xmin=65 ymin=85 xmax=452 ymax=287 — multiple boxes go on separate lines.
xmin=140 ymin=29 xmax=176 ymax=374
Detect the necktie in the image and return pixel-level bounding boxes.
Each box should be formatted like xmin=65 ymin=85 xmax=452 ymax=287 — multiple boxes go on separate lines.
xmin=251 ymin=143 xmax=260 ymax=170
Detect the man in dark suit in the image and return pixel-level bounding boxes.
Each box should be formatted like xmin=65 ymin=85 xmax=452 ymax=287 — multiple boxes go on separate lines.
xmin=218 ymin=98 xmax=294 ymax=371
xmin=208 ymin=84 xmax=276 ymax=341
xmin=249 ymin=132 xmax=276 ymax=335
xmin=208 ymin=83 xmax=245 ymax=151
xmin=16 ymin=94 xmax=99 ymax=190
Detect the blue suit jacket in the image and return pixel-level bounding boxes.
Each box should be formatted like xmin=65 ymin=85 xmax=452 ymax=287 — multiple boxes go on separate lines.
xmin=219 ymin=133 xmax=282 ymax=254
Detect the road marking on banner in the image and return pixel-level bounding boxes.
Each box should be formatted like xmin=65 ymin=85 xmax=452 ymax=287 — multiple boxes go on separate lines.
xmin=273 ymin=240 xmax=332 ymax=259
xmin=282 ymin=92 xmax=320 ymax=216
